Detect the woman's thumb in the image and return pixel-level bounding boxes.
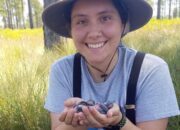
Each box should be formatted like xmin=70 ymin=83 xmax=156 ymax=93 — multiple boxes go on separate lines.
xmin=64 ymin=97 xmax=82 ymax=107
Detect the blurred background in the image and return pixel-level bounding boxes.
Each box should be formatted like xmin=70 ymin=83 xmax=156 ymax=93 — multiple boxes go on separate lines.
xmin=1 ymin=0 xmax=180 ymax=29
xmin=0 ymin=0 xmax=180 ymax=130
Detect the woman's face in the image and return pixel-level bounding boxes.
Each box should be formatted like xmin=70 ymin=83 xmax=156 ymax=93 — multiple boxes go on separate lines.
xmin=71 ymin=0 xmax=124 ymax=64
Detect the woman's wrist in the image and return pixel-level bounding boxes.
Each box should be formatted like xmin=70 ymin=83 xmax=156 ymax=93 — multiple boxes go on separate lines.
xmin=105 ymin=111 xmax=127 ymax=130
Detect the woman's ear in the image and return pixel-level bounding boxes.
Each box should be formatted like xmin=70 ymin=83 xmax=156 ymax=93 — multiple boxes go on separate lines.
xmin=121 ymin=21 xmax=130 ymax=38
xmin=120 ymin=24 xmax=126 ymax=38
xmin=69 ymin=28 xmax=72 ymax=38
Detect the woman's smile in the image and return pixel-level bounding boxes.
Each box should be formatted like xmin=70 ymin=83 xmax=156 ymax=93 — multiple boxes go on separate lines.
xmin=85 ymin=41 xmax=108 ymax=49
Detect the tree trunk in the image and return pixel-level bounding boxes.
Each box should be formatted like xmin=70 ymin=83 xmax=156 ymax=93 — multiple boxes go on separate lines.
xmin=35 ymin=11 xmax=40 ymax=28
xmin=157 ymin=0 xmax=161 ymax=19
xmin=165 ymin=0 xmax=168 ymax=18
xmin=21 ymin=0 xmax=26 ymax=28
xmin=15 ymin=14 xmax=18 ymax=28
xmin=176 ymin=0 xmax=178 ymax=15
xmin=162 ymin=2 xmax=164 ymax=18
xmin=14 ymin=0 xmax=18 ymax=28
xmin=2 ymin=17 xmax=7 ymax=28
xmin=43 ymin=0 xmax=60 ymax=49
xmin=5 ymin=0 xmax=13 ymax=29
xmin=179 ymin=0 xmax=180 ymax=17
xmin=27 ymin=0 xmax=34 ymax=28
xmin=173 ymin=0 xmax=178 ymax=18
xmin=169 ymin=0 xmax=172 ymax=19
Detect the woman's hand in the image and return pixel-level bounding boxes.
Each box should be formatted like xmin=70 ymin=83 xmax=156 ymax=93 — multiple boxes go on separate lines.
xmin=78 ymin=103 xmax=122 ymax=128
xmin=59 ymin=99 xmax=122 ymax=128
xmin=59 ymin=97 xmax=83 ymax=127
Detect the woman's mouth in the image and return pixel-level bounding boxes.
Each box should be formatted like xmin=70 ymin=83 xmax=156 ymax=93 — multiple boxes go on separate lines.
xmin=86 ymin=41 xmax=107 ymax=49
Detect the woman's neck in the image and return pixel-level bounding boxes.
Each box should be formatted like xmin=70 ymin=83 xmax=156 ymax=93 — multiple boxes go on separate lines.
xmin=86 ymin=50 xmax=119 ymax=83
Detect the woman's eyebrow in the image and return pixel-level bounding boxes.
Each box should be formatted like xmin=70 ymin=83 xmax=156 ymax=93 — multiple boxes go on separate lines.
xmin=72 ymin=14 xmax=87 ymax=19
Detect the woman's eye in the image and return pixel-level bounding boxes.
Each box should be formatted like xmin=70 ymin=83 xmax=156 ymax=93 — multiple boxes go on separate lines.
xmin=77 ymin=20 xmax=87 ymax=25
xmin=101 ymin=16 xmax=112 ymax=22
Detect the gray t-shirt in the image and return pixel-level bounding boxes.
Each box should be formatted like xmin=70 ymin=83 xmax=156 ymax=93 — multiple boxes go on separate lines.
xmin=44 ymin=45 xmax=180 ymax=124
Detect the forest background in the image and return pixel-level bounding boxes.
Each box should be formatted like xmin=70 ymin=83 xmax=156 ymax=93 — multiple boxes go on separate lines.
xmin=0 ymin=0 xmax=180 ymax=130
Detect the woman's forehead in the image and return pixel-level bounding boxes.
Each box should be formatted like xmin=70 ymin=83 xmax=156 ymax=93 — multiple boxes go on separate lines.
xmin=71 ymin=0 xmax=118 ymax=16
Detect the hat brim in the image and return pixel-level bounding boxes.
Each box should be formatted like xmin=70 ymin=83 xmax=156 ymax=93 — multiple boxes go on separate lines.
xmin=42 ymin=0 xmax=153 ymax=38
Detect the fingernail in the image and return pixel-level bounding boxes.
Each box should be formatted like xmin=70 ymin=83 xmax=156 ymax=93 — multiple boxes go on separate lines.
xmin=108 ymin=112 xmax=113 ymax=117
xmin=89 ymin=106 xmax=94 ymax=111
xmin=110 ymin=112 xmax=113 ymax=116
xmin=80 ymin=120 xmax=83 ymax=125
xmin=79 ymin=115 xmax=83 ymax=120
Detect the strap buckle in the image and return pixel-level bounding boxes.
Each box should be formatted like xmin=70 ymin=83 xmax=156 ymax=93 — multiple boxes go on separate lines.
xmin=125 ymin=104 xmax=136 ymax=109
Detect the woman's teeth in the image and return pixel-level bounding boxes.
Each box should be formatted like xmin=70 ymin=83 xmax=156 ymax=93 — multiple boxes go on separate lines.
xmin=87 ymin=42 xmax=105 ymax=49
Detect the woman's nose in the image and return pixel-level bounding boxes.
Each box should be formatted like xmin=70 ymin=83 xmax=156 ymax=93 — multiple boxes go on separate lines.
xmin=87 ymin=23 xmax=103 ymax=40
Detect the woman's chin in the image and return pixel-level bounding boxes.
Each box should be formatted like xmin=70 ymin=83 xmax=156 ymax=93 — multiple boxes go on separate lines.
xmin=86 ymin=56 xmax=106 ymax=64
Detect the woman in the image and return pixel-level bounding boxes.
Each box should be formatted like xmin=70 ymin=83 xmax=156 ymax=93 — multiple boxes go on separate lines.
xmin=42 ymin=0 xmax=180 ymax=130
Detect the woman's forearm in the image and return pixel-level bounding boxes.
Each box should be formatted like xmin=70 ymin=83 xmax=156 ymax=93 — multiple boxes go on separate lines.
xmin=54 ymin=124 xmax=87 ymax=130
xmin=121 ymin=118 xmax=142 ymax=130
xmin=122 ymin=118 xmax=168 ymax=130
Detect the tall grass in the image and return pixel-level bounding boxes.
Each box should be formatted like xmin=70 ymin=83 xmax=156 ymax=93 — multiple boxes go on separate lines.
xmin=0 ymin=19 xmax=180 ymax=130
xmin=0 ymin=29 xmax=76 ymax=130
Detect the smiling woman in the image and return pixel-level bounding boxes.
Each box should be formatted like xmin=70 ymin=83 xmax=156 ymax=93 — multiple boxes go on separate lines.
xmin=42 ymin=0 xmax=180 ymax=130
xmin=71 ymin=0 xmax=122 ymax=69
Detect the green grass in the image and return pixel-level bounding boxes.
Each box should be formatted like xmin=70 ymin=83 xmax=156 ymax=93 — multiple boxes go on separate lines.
xmin=0 ymin=19 xmax=180 ymax=130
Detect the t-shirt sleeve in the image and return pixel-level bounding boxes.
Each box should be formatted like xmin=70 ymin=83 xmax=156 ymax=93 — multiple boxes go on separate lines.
xmin=44 ymin=61 xmax=73 ymax=113
xmin=136 ymin=59 xmax=180 ymax=123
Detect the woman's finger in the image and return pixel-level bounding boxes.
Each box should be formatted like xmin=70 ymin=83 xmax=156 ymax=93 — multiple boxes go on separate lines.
xmin=59 ymin=110 xmax=68 ymax=122
xmin=89 ymin=106 xmax=109 ymax=126
xmin=107 ymin=104 xmax=121 ymax=118
xmin=82 ymin=106 xmax=103 ymax=127
xmin=79 ymin=118 xmax=89 ymax=126
xmin=64 ymin=108 xmax=76 ymax=125
xmin=71 ymin=113 xmax=79 ymax=127
xmin=90 ymin=105 xmax=122 ymax=127
xmin=77 ymin=112 xmax=86 ymax=120
xmin=64 ymin=97 xmax=82 ymax=107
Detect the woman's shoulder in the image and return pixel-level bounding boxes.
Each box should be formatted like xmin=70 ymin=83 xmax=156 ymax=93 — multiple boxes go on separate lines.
xmin=119 ymin=44 xmax=167 ymax=67
xmin=143 ymin=53 xmax=167 ymax=69
xmin=118 ymin=44 xmax=168 ymax=76
xmin=51 ymin=54 xmax=75 ymax=72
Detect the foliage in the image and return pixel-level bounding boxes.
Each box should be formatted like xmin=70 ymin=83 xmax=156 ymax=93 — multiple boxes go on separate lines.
xmin=0 ymin=19 xmax=180 ymax=130
xmin=31 ymin=0 xmax=43 ymax=28
xmin=0 ymin=0 xmax=43 ymax=29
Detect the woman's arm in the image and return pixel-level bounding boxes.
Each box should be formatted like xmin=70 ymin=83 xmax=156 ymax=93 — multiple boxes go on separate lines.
xmin=50 ymin=112 xmax=87 ymax=130
xmin=136 ymin=118 xmax=168 ymax=130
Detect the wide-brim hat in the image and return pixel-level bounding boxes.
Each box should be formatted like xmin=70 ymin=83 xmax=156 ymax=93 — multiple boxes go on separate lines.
xmin=42 ymin=0 xmax=153 ymax=38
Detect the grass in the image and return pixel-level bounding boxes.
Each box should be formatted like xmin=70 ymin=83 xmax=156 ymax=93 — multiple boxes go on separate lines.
xmin=0 ymin=19 xmax=180 ymax=130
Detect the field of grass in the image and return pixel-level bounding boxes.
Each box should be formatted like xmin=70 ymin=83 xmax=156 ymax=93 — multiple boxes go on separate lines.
xmin=0 ymin=19 xmax=180 ymax=130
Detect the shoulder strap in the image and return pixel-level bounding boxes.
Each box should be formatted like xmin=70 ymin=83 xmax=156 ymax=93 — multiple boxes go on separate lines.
xmin=125 ymin=52 xmax=145 ymax=124
xmin=73 ymin=53 xmax=82 ymax=98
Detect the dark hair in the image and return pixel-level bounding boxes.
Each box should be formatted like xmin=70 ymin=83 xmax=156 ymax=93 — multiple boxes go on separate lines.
xmin=111 ymin=0 xmax=128 ymax=25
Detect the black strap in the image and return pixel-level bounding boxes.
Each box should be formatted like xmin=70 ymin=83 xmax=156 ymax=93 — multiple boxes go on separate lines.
xmin=73 ymin=53 xmax=82 ymax=98
xmin=73 ymin=52 xmax=145 ymax=125
xmin=126 ymin=52 xmax=145 ymax=124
